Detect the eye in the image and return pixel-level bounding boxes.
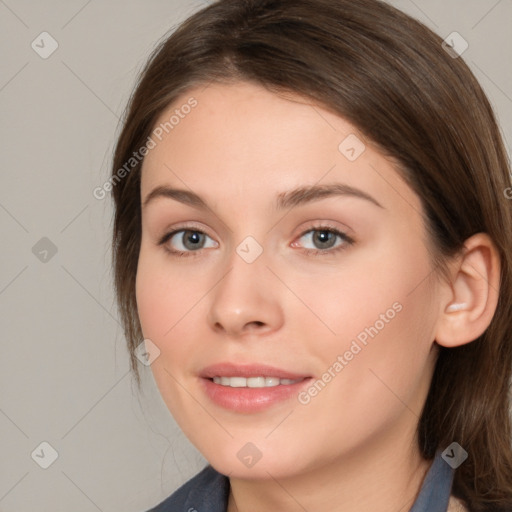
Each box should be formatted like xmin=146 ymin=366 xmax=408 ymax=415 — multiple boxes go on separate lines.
xmin=159 ymin=229 xmax=218 ymax=256
xmin=293 ymin=226 xmax=354 ymax=255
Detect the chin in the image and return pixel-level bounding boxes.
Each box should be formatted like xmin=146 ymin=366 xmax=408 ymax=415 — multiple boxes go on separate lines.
xmin=198 ymin=440 xmax=308 ymax=480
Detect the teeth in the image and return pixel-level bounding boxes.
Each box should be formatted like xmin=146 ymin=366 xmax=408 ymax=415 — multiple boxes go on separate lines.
xmin=264 ymin=377 xmax=280 ymax=387
xmin=212 ymin=376 xmax=301 ymax=388
xmin=247 ymin=377 xmax=265 ymax=387
xmin=228 ymin=377 xmax=246 ymax=388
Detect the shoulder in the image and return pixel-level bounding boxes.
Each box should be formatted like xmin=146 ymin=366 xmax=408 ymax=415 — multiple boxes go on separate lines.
xmin=145 ymin=465 xmax=230 ymax=512
xmin=447 ymin=495 xmax=512 ymax=512
xmin=447 ymin=495 xmax=469 ymax=512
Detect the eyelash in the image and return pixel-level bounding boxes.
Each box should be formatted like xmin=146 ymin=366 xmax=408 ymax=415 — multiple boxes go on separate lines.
xmin=294 ymin=224 xmax=355 ymax=256
xmin=158 ymin=224 xmax=355 ymax=258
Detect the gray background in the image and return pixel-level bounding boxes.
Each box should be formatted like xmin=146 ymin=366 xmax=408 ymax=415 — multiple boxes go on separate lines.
xmin=1 ymin=0 xmax=510 ymax=510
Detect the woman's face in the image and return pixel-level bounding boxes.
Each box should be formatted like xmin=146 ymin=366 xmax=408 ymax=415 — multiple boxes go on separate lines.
xmin=136 ymin=81 xmax=442 ymax=478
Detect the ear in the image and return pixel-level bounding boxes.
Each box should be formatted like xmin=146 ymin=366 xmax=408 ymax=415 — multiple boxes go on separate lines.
xmin=435 ymin=233 xmax=501 ymax=348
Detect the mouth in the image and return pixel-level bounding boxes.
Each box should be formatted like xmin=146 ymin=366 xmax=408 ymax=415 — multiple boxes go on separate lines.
xmin=199 ymin=363 xmax=312 ymax=413
xmin=211 ymin=376 xmax=303 ymax=387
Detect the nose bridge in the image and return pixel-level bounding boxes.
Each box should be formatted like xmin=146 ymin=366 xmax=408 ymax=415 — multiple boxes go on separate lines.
xmin=207 ymin=235 xmax=284 ymax=335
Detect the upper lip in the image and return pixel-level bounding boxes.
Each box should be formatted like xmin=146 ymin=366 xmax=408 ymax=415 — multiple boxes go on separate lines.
xmin=200 ymin=363 xmax=310 ymax=380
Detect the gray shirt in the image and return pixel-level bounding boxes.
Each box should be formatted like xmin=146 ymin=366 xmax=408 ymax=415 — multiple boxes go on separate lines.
xmin=148 ymin=449 xmax=455 ymax=512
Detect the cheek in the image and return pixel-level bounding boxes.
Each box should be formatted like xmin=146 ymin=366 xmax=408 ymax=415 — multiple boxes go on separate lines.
xmin=135 ymin=252 xmax=194 ymax=415
xmin=135 ymin=247 xmax=202 ymax=342
xmin=135 ymin=248 xmax=214 ymax=388
xmin=135 ymin=262 xmax=171 ymax=342
xmin=302 ymin=241 xmax=438 ymax=412
xmin=288 ymin=245 xmax=434 ymax=351
xmin=295 ymin=298 xmax=437 ymax=455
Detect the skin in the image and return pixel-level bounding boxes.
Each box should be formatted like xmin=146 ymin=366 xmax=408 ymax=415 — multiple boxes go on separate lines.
xmin=135 ymin=81 xmax=499 ymax=512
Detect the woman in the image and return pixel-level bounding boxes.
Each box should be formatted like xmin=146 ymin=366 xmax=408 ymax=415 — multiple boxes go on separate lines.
xmin=110 ymin=0 xmax=512 ymax=510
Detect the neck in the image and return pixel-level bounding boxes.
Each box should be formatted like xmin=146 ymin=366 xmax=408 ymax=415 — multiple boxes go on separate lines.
xmin=227 ymin=425 xmax=432 ymax=512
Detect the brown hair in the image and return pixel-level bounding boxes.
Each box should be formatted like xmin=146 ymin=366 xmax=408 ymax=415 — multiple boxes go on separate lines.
xmin=110 ymin=0 xmax=512 ymax=509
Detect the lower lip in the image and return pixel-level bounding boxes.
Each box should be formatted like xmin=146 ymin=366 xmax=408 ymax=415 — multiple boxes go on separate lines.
xmin=201 ymin=378 xmax=312 ymax=413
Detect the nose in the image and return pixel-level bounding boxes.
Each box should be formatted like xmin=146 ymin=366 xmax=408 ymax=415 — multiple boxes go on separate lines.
xmin=206 ymin=246 xmax=285 ymax=337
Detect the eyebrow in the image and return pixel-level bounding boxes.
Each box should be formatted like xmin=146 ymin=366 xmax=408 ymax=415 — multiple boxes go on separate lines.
xmin=142 ymin=183 xmax=384 ymax=210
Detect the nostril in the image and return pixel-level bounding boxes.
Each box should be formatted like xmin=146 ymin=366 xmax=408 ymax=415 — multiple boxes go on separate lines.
xmin=251 ymin=321 xmax=265 ymax=327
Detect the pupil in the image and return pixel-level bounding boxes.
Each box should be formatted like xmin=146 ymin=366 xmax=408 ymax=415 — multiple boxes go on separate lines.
xmin=313 ymin=230 xmax=335 ymax=249
xmin=183 ymin=230 xmax=204 ymax=250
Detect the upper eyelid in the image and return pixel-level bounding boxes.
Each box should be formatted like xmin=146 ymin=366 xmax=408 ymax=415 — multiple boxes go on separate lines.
xmin=160 ymin=221 xmax=214 ymax=239
xmin=294 ymin=226 xmax=354 ymax=246
xmin=162 ymin=223 xmax=349 ymax=238
xmin=297 ymin=223 xmax=354 ymax=242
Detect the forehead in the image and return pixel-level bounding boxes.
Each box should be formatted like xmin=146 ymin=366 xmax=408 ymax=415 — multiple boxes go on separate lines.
xmin=139 ymin=81 xmax=421 ymax=217
xmin=143 ymin=81 xmax=353 ymax=172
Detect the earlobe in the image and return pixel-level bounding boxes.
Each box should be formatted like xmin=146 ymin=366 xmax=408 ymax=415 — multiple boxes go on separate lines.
xmin=435 ymin=233 xmax=500 ymax=348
